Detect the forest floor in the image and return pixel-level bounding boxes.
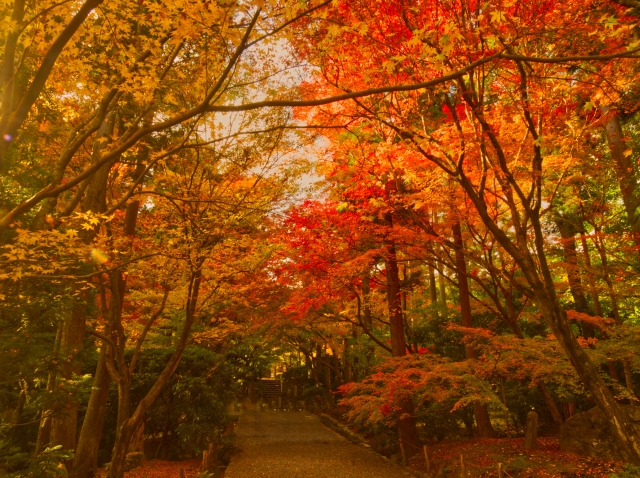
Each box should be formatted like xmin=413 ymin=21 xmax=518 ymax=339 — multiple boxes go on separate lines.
xmin=405 ymin=436 xmax=627 ymax=477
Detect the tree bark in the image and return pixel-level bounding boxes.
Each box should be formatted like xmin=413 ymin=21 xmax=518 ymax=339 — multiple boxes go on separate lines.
xmin=437 ymin=264 xmax=447 ymax=305
xmin=324 ymin=346 xmax=334 ymax=406
xmin=36 ymin=322 xmax=63 ymax=453
xmin=343 ymin=339 xmax=352 ymax=383
xmin=49 ymin=113 xmax=117 ymax=474
xmin=536 ymin=382 xmax=564 ymax=425
xmin=452 ymin=222 xmax=497 ymax=438
xmin=384 ymin=214 xmax=421 ymax=458
xmin=555 ymin=216 xmax=595 ymax=337
xmin=602 ymin=106 xmax=640 ymax=255
xmin=106 ymin=267 xmax=197 ymax=478
xmin=49 ymin=301 xmax=86 ymax=453
xmin=73 ymin=325 xmax=113 ymax=478
xmin=428 ymin=262 xmax=438 ymax=305
xmin=578 ymin=231 xmax=603 ymax=316
xmin=362 ymin=273 xmax=372 ymax=328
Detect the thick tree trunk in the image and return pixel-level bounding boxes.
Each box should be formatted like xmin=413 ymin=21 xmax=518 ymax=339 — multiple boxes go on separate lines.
xmin=452 ymin=222 xmax=497 ymax=438
xmin=332 ymin=347 xmax=342 ymax=384
xmin=313 ymin=342 xmax=320 ymax=384
xmin=579 ymin=229 xmax=627 ymax=383
xmin=77 ymin=144 xmax=144 ymax=476
xmin=590 ymin=230 xmax=637 ymax=402
xmin=48 ymin=112 xmax=117 ymax=474
xmin=536 ymin=289 xmax=640 ymax=462
xmin=73 ymin=333 xmax=112 ymax=477
xmin=74 ymin=223 xmax=135 ymax=477
xmin=384 ymin=215 xmax=421 ymax=458
xmin=50 ymin=301 xmax=86 ymax=453
xmin=602 ymin=106 xmax=640 ymax=254
xmin=530 ymin=235 xmax=640 ymax=461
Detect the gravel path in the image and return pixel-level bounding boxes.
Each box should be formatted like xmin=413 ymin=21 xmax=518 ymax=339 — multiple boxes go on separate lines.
xmin=225 ymin=410 xmax=412 ymax=478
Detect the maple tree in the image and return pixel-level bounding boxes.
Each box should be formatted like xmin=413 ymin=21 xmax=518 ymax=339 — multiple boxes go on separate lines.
xmin=2 ymin=0 xmax=640 ymax=476
xmin=287 ymin=0 xmax=640 ymax=464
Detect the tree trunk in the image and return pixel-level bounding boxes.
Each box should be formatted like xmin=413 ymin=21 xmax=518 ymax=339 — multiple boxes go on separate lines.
xmin=36 ymin=322 xmax=63 ymax=453
xmin=332 ymin=349 xmax=342 ymax=384
xmin=555 ymin=216 xmax=595 ymax=337
xmin=361 ymin=273 xmax=375 ymax=374
xmin=428 ymin=262 xmax=438 ymax=305
xmin=73 ymin=331 xmax=113 ymax=477
xmin=452 ymin=222 xmax=497 ymax=438
xmin=454 ymin=169 xmax=640 ymax=464
xmin=343 ymin=339 xmax=352 ymax=382
xmin=437 ymin=264 xmax=447 ymax=305
xmin=49 ymin=301 xmax=86 ymax=453
xmin=602 ymin=106 xmax=640 ymax=255
xmin=106 ymin=268 xmax=199 ymax=478
xmin=529 ymin=269 xmax=640 ymax=463
xmin=48 ymin=112 xmax=117 ymax=474
xmin=384 ymin=214 xmax=421 ymax=458
xmin=362 ymin=273 xmax=372 ymax=328
xmin=324 ymin=346 xmax=334 ymax=406
xmin=74 ymin=187 xmax=141 ymax=476
xmin=578 ymin=231 xmax=603 ymax=316
xmin=523 ymin=264 xmax=640 ymax=462
xmin=579 ymin=229 xmax=626 ymax=383
xmin=536 ymin=382 xmax=564 ymax=425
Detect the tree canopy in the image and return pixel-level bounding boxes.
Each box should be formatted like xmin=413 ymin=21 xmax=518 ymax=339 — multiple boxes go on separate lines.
xmin=2 ymin=0 xmax=640 ymax=476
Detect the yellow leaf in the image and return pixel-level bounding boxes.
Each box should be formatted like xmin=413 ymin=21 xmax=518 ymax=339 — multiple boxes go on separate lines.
xmin=490 ymin=10 xmax=506 ymax=24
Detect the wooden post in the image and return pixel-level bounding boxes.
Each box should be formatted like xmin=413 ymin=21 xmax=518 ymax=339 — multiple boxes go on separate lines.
xmin=423 ymin=445 xmax=431 ymax=474
xmin=524 ymin=411 xmax=538 ymax=450
xmin=179 ymin=467 xmax=185 ymax=478
xmin=498 ymin=463 xmax=504 ymax=478
xmin=202 ymin=442 xmax=218 ymax=472
xmin=501 ymin=377 xmax=512 ymax=448
xmin=460 ymin=454 xmax=466 ymax=478
xmin=399 ymin=440 xmax=406 ymax=463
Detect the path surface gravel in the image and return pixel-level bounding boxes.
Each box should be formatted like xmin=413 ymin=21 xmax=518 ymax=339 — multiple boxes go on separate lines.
xmin=225 ymin=410 xmax=412 ymax=478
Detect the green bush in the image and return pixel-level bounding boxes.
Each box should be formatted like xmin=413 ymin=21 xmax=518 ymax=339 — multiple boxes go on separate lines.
xmin=5 ymin=446 xmax=73 ymax=478
xmin=100 ymin=346 xmax=236 ymax=461
xmin=610 ymin=464 xmax=640 ymax=478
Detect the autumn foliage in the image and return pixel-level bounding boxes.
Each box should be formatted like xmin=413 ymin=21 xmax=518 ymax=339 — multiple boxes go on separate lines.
xmin=2 ymin=0 xmax=640 ymax=476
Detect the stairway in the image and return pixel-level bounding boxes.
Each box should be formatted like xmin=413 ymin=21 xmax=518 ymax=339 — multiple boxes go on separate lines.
xmin=259 ymin=379 xmax=283 ymax=406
